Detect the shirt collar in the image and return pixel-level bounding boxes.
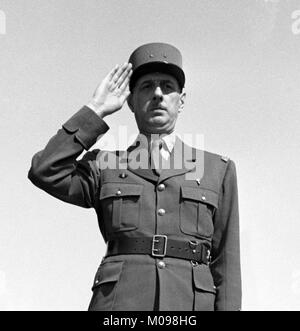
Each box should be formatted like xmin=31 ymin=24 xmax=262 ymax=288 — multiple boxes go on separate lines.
xmin=158 ymin=132 xmax=176 ymax=153
xmin=134 ymin=132 xmax=176 ymax=153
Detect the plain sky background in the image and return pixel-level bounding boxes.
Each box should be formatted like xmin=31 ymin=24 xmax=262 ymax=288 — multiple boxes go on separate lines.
xmin=0 ymin=0 xmax=300 ymax=311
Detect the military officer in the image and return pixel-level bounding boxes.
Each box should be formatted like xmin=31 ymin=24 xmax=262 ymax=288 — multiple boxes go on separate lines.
xmin=28 ymin=42 xmax=241 ymax=311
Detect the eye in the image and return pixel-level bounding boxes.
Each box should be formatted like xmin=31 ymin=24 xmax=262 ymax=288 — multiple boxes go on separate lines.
xmin=163 ymin=83 xmax=174 ymax=91
xmin=140 ymin=83 xmax=151 ymax=90
xmin=162 ymin=81 xmax=173 ymax=88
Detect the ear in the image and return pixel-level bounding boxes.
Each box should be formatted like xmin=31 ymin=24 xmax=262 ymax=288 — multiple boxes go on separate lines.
xmin=178 ymin=89 xmax=186 ymax=113
xmin=127 ymin=93 xmax=134 ymax=113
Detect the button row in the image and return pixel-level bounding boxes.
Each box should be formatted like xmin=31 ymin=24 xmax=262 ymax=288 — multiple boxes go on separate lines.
xmin=157 ymin=261 xmax=166 ymax=269
xmin=157 ymin=208 xmax=165 ymax=216
xmin=157 ymin=184 xmax=165 ymax=191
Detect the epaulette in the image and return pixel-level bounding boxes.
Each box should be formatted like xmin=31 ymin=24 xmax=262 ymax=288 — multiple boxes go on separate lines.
xmin=221 ymin=155 xmax=229 ymax=163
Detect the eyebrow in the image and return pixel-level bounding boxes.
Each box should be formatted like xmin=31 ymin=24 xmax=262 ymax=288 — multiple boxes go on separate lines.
xmin=139 ymin=79 xmax=175 ymax=86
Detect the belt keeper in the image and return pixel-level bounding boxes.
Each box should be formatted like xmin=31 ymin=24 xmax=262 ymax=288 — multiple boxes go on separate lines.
xmin=206 ymin=249 xmax=212 ymax=265
xmin=191 ymin=260 xmax=198 ymax=267
xmin=189 ymin=240 xmax=199 ymax=254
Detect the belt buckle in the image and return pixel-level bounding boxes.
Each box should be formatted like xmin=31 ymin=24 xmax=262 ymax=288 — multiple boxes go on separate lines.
xmin=152 ymin=235 xmax=168 ymax=257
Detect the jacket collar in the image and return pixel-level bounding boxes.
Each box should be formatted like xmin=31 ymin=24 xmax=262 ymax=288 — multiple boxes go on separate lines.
xmin=133 ymin=132 xmax=176 ymax=154
xmin=126 ymin=135 xmax=198 ymax=183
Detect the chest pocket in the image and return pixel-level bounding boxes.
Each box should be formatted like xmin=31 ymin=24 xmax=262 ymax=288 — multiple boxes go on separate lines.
xmin=99 ymin=183 xmax=143 ymax=234
xmin=180 ymin=186 xmax=218 ymax=239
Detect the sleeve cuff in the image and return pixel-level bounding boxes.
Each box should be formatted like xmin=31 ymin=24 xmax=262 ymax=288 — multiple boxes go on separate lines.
xmin=62 ymin=106 xmax=109 ymax=150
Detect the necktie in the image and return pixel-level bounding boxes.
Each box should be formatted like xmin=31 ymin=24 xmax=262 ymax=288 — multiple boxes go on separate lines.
xmin=150 ymin=139 xmax=163 ymax=175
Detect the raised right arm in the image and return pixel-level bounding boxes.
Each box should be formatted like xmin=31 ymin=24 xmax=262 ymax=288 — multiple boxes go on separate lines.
xmin=28 ymin=63 xmax=132 ymax=208
xmin=28 ymin=106 xmax=109 ymax=208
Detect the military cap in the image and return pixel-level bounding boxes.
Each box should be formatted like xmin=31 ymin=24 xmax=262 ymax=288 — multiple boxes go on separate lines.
xmin=128 ymin=42 xmax=185 ymax=91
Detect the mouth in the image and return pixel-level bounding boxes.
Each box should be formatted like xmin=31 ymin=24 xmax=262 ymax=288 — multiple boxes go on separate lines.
xmin=150 ymin=105 xmax=167 ymax=111
xmin=149 ymin=109 xmax=166 ymax=117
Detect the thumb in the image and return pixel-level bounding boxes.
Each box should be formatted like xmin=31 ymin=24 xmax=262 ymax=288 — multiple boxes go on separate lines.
xmin=121 ymin=90 xmax=131 ymax=104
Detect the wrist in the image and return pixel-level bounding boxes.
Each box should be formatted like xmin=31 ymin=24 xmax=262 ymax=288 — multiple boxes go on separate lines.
xmin=86 ymin=100 xmax=107 ymax=119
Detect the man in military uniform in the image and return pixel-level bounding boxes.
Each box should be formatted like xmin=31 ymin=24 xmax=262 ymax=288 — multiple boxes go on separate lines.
xmin=28 ymin=42 xmax=241 ymax=311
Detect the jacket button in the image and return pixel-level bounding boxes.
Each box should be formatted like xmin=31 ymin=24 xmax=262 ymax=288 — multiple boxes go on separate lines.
xmin=158 ymin=208 xmax=165 ymax=216
xmin=116 ymin=190 xmax=122 ymax=196
xmin=157 ymin=184 xmax=165 ymax=191
xmin=157 ymin=261 xmax=166 ymax=269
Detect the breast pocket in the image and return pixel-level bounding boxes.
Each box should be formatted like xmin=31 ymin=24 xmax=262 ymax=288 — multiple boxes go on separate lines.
xmin=180 ymin=186 xmax=218 ymax=239
xmin=99 ymin=183 xmax=143 ymax=234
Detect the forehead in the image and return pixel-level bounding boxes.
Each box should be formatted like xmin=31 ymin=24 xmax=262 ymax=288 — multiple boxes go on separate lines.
xmin=135 ymin=72 xmax=178 ymax=85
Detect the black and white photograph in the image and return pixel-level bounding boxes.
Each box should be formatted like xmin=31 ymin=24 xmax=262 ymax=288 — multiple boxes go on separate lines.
xmin=0 ymin=0 xmax=299 ymax=312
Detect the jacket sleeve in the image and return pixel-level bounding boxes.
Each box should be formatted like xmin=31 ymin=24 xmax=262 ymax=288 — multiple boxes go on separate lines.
xmin=210 ymin=159 xmax=242 ymax=311
xmin=28 ymin=106 xmax=109 ymax=208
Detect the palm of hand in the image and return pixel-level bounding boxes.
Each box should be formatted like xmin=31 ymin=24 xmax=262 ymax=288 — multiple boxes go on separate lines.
xmin=92 ymin=63 xmax=133 ymax=115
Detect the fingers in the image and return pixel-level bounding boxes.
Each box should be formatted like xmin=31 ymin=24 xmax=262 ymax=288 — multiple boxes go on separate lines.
xmin=111 ymin=63 xmax=132 ymax=87
xmin=117 ymin=64 xmax=132 ymax=88
xmin=119 ymin=69 xmax=132 ymax=92
xmin=107 ymin=64 xmax=119 ymax=80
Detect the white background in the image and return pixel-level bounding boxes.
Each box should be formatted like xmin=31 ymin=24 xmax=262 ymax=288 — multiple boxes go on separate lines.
xmin=0 ymin=0 xmax=300 ymax=310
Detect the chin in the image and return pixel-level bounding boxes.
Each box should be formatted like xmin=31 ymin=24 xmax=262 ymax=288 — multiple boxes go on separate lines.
xmin=139 ymin=118 xmax=171 ymax=134
xmin=149 ymin=124 xmax=170 ymax=134
xmin=150 ymin=116 xmax=167 ymax=125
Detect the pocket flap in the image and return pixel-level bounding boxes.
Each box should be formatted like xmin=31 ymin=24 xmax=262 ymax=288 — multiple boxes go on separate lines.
xmin=181 ymin=186 xmax=218 ymax=209
xmin=92 ymin=261 xmax=124 ymax=290
xmin=100 ymin=183 xmax=143 ymax=200
xmin=192 ymin=264 xmax=216 ymax=294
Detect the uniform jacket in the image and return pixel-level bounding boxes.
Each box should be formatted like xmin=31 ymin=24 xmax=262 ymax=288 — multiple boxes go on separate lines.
xmin=28 ymin=106 xmax=241 ymax=311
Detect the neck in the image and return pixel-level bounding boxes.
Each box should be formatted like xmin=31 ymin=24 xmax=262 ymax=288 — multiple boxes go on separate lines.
xmin=139 ymin=128 xmax=175 ymax=136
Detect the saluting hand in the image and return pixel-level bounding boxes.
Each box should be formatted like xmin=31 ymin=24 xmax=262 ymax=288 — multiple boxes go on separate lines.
xmin=87 ymin=63 xmax=133 ymax=118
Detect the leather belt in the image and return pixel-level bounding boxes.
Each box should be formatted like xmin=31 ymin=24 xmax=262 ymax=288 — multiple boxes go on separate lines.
xmin=105 ymin=235 xmax=211 ymax=264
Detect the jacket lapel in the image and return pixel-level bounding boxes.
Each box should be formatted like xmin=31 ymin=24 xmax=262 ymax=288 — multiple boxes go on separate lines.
xmin=123 ymin=136 xmax=199 ymax=183
xmin=125 ymin=142 xmax=159 ymax=182
xmin=158 ymin=136 xmax=197 ymax=183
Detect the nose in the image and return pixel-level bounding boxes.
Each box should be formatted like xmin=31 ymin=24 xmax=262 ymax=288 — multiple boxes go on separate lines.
xmin=153 ymin=86 xmax=163 ymax=101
